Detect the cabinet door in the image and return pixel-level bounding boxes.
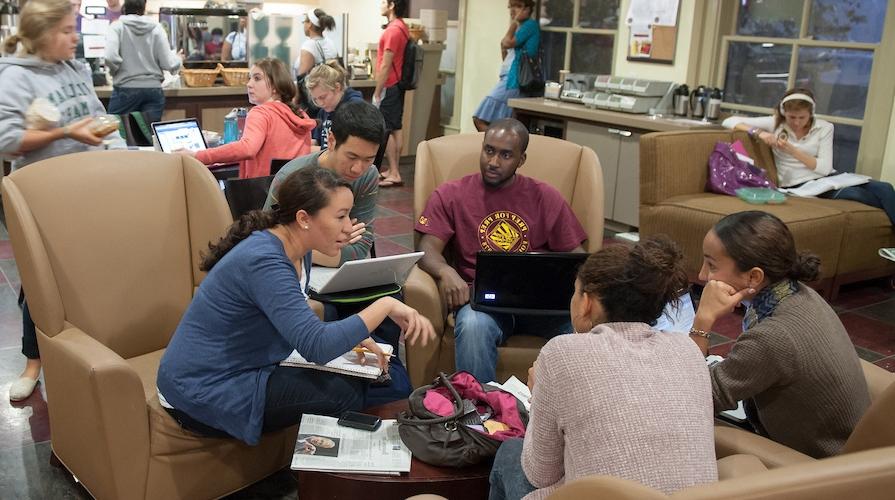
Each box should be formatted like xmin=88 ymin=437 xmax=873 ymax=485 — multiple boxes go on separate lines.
xmin=564 ymin=121 xmax=620 ymax=221
xmin=613 ymin=131 xmax=641 ymax=227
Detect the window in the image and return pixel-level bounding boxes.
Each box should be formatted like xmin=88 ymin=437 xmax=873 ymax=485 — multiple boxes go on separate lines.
xmin=538 ymin=0 xmax=620 ymax=81
xmin=720 ymin=0 xmax=889 ymax=173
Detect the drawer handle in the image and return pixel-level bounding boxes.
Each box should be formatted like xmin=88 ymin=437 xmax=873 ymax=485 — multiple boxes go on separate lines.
xmin=607 ymin=128 xmax=621 ymax=134
xmin=617 ymin=130 xmax=633 ymax=137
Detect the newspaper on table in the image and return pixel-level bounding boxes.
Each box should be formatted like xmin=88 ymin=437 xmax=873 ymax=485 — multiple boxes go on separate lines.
xmin=290 ymin=414 xmax=411 ymax=475
xmin=486 ymin=375 xmax=532 ymax=412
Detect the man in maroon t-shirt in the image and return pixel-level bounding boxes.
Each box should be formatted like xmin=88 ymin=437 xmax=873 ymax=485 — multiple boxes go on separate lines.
xmin=415 ymin=119 xmax=588 ymax=382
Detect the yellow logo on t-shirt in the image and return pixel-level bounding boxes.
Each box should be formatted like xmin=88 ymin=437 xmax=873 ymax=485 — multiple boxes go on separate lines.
xmin=418 ymin=215 xmax=429 ymax=226
xmin=479 ymin=211 xmax=530 ymax=252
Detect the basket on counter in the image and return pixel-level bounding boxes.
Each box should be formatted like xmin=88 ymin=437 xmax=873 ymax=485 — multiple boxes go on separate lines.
xmin=218 ymin=64 xmax=250 ymax=87
xmin=181 ymin=68 xmax=219 ymax=87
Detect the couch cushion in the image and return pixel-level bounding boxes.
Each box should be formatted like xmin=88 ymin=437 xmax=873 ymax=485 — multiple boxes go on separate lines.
xmin=640 ymin=194 xmax=846 ymax=280
xmin=787 ymin=198 xmax=895 ymax=277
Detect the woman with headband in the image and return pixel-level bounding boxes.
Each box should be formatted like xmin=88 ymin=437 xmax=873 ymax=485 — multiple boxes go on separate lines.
xmin=723 ymin=87 xmax=895 ymax=229
xmin=293 ymin=8 xmax=338 ymax=79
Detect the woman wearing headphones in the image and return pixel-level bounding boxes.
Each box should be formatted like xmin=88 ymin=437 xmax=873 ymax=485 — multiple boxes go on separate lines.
xmin=723 ymin=87 xmax=895 ymax=228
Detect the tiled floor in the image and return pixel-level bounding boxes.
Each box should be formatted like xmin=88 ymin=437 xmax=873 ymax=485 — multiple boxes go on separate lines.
xmin=1 ymin=158 xmax=893 ymax=498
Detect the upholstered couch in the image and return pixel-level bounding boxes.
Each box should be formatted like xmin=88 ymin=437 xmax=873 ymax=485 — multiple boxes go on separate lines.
xmin=640 ymin=130 xmax=895 ymax=299
xmin=403 ymin=132 xmax=604 ymax=388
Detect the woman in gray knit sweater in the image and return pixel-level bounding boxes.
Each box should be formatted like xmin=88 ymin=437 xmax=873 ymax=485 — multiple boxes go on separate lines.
xmin=691 ymin=211 xmax=870 ymax=458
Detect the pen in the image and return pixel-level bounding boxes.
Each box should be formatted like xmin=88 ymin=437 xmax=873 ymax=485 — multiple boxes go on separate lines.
xmin=352 ymin=347 xmax=394 ymax=358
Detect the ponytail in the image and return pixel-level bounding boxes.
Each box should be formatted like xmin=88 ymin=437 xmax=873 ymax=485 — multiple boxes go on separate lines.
xmin=3 ymin=34 xmax=21 ymax=55
xmin=789 ymin=252 xmax=820 ymax=283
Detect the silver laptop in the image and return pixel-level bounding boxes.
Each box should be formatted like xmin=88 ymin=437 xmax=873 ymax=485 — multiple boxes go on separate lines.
xmin=151 ymin=118 xmax=208 ymax=153
xmin=308 ymin=252 xmax=424 ymax=294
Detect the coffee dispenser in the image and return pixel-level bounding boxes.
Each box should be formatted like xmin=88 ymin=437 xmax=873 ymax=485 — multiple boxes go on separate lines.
xmin=0 ymin=0 xmax=19 ymax=50
xmin=673 ymin=84 xmax=689 ymax=116
xmin=690 ymin=85 xmax=708 ymax=119
xmin=706 ymin=88 xmax=724 ymax=120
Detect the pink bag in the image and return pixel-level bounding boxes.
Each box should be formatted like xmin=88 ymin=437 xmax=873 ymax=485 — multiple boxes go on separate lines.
xmin=707 ymin=141 xmax=775 ymax=196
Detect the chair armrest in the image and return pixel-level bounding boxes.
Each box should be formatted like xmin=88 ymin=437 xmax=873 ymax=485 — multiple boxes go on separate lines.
xmin=403 ymin=266 xmax=446 ymax=388
xmin=40 ymin=326 xmax=151 ymax=497
xmin=714 ymin=425 xmax=814 ymax=469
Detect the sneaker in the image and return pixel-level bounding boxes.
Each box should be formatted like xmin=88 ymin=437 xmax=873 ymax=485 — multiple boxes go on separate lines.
xmin=880 ymin=248 xmax=895 ymax=262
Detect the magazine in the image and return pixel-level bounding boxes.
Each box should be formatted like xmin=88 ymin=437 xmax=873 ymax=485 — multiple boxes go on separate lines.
xmin=290 ymin=414 xmax=412 ymax=475
xmin=280 ymin=342 xmax=393 ymax=379
xmin=779 ymin=173 xmax=871 ymax=198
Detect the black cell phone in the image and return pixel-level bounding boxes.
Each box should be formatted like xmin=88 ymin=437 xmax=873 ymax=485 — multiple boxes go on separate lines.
xmin=337 ymin=411 xmax=382 ymax=432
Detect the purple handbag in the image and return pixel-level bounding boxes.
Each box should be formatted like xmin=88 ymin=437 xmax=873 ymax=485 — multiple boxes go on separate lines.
xmin=706 ymin=141 xmax=775 ymax=196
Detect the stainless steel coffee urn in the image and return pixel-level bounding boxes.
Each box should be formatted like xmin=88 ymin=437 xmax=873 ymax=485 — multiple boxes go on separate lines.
xmin=673 ymin=84 xmax=689 ymax=116
xmin=706 ymin=87 xmax=724 ymax=120
xmin=0 ymin=0 xmax=19 ymax=50
xmin=690 ymin=85 xmax=708 ymax=119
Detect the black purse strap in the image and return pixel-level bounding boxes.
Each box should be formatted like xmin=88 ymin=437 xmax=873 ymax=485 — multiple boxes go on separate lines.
xmin=397 ymin=372 xmax=466 ymax=426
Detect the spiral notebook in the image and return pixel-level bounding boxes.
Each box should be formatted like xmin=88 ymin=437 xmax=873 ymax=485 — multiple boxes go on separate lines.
xmin=280 ymin=343 xmax=393 ymax=379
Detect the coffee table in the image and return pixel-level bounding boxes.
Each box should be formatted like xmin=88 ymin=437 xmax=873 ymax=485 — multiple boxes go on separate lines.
xmin=294 ymin=399 xmax=492 ymax=499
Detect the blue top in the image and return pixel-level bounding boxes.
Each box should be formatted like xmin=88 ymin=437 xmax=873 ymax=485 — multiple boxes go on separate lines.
xmin=157 ymin=231 xmax=369 ymax=445
xmin=506 ymin=18 xmax=540 ymax=90
xmin=313 ymin=87 xmax=364 ymax=150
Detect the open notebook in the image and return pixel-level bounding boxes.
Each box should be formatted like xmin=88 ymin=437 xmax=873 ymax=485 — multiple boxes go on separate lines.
xmin=280 ymin=343 xmax=393 ymax=379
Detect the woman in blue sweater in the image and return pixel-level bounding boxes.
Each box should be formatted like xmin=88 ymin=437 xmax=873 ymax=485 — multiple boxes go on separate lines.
xmin=157 ymin=166 xmax=434 ymax=445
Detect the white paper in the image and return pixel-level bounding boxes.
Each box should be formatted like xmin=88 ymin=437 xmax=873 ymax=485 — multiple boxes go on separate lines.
xmin=82 ymin=34 xmax=106 ymax=58
xmin=654 ymin=291 xmax=695 ymax=334
xmin=291 ymin=415 xmax=411 ymax=474
xmin=486 ymin=376 xmax=531 ymax=411
xmin=80 ymin=18 xmax=110 ymax=35
xmin=779 ymin=173 xmax=871 ymax=198
xmin=626 ymin=0 xmax=680 ymax=26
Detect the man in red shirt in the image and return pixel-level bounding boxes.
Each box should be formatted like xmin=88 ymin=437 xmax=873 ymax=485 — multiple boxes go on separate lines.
xmin=374 ymin=0 xmax=409 ymax=188
xmin=415 ymin=119 xmax=588 ymax=382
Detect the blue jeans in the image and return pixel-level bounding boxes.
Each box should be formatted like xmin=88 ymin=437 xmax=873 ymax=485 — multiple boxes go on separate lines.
xmin=454 ymin=304 xmax=572 ymax=383
xmin=490 ymin=438 xmax=537 ymax=500
xmin=820 ymin=179 xmax=895 ymax=226
xmin=107 ymin=87 xmax=165 ymax=124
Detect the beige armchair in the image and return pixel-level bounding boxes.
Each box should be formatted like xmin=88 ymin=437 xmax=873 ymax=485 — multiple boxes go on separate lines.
xmin=1 ymin=151 xmax=297 ymax=500
xmin=404 ymin=132 xmax=604 ymax=387
xmin=713 ymin=359 xmax=895 ymax=469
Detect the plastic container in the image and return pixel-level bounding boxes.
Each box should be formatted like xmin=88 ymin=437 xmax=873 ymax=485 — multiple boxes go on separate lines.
xmin=223 ymin=109 xmax=239 ymax=144
xmin=735 ymin=188 xmax=786 ymax=205
xmin=236 ymin=107 xmax=248 ymax=139
xmin=90 ymin=114 xmax=121 ymax=137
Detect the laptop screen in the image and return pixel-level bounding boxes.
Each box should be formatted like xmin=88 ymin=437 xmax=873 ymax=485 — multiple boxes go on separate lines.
xmin=472 ymin=252 xmax=588 ymax=316
xmin=151 ymin=119 xmax=207 ymax=153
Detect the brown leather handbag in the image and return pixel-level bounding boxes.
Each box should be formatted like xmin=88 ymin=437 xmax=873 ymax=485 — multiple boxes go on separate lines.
xmin=397 ymin=371 xmax=529 ymax=467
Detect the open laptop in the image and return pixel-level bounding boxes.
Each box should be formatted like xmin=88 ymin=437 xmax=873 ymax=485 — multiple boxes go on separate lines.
xmin=472 ymin=252 xmax=588 ymax=316
xmin=308 ymin=252 xmax=425 ymax=295
xmin=151 ymin=119 xmax=208 ymax=153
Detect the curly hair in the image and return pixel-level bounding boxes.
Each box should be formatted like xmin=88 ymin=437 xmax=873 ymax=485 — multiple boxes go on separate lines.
xmin=200 ymin=166 xmax=350 ymax=271
xmin=577 ymin=235 xmax=689 ymax=326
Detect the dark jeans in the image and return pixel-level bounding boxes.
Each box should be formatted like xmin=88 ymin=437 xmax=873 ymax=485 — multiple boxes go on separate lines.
xmin=108 ymin=87 xmax=166 ymax=124
xmin=489 ymin=438 xmax=537 ymax=500
xmin=323 ymin=294 xmax=413 ymax=407
xmin=166 ymin=367 xmax=367 ymax=439
xmin=820 ymin=179 xmax=895 ymax=226
xmin=21 ymin=293 xmax=39 ymax=360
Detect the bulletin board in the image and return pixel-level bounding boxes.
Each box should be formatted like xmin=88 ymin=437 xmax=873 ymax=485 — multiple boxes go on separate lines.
xmin=625 ymin=0 xmax=680 ymax=64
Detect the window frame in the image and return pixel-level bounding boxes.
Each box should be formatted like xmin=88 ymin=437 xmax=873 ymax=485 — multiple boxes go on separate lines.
xmin=538 ymin=0 xmax=619 ymax=79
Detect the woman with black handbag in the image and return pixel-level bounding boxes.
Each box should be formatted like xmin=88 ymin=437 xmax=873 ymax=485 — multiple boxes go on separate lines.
xmin=472 ymin=0 xmax=540 ymax=132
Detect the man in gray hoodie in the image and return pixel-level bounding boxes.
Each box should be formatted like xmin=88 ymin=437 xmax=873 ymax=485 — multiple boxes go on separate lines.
xmin=105 ymin=0 xmax=181 ymax=123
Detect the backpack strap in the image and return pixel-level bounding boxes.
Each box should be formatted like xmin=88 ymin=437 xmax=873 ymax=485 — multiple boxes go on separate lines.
xmin=389 ymin=22 xmax=411 ymax=84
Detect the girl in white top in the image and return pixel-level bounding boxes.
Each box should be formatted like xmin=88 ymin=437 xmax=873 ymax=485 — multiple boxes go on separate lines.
xmin=723 ymin=87 xmax=895 ymax=227
xmin=293 ymin=9 xmax=338 ymax=78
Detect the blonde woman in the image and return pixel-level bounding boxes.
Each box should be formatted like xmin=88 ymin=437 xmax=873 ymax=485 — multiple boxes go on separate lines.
xmin=306 ymin=61 xmax=365 ymax=151
xmin=0 ymin=0 xmax=109 ymax=402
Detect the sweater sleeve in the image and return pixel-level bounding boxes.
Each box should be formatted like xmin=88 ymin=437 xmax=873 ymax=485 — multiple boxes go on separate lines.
xmin=721 ymin=115 xmax=776 ymax=133
xmin=813 ymin=121 xmax=834 ymax=176
xmin=155 ymin=25 xmax=182 ymax=73
xmin=521 ymin=346 xmax=565 ymax=488
xmin=339 ymin=168 xmax=378 ymax=263
xmin=196 ymin=108 xmax=269 ymax=165
xmin=244 ymin=251 xmax=369 ymax=363
xmin=0 ymin=67 xmax=29 ymax=154
xmin=709 ymin=323 xmax=797 ymax=412
xmin=104 ymin=24 xmax=123 ymax=74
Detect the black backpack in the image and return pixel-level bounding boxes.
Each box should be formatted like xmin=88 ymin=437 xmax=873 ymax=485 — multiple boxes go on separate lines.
xmin=395 ymin=29 xmax=422 ymax=91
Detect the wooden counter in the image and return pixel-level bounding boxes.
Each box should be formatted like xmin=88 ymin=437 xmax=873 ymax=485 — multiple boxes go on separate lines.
xmin=508 ymin=97 xmax=721 ymax=229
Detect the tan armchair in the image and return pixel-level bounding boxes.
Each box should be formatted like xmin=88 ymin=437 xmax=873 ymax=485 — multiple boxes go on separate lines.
xmin=713 ymin=359 xmax=895 ymax=469
xmin=1 ymin=151 xmax=297 ymax=500
xmin=545 ymin=446 xmax=895 ymax=499
xmin=403 ymin=132 xmax=604 ymax=387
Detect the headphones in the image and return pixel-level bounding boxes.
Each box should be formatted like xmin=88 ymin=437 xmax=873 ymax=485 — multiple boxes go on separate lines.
xmin=779 ymin=93 xmax=815 ymax=115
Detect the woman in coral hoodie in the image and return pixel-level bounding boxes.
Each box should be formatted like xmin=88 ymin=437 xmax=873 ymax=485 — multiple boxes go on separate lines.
xmin=182 ymin=58 xmax=316 ymax=178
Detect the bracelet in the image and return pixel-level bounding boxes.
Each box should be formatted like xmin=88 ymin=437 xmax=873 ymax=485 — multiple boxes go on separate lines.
xmin=689 ymin=328 xmax=711 ymax=339
xmin=62 ymin=125 xmax=71 ymax=138
xmin=748 ymin=127 xmax=759 ymax=137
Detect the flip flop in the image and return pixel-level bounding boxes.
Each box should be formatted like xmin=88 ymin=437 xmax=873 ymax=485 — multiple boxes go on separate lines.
xmin=378 ymin=179 xmax=404 ymax=188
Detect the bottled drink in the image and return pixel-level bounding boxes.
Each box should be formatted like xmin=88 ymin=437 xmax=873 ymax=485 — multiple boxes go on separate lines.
xmin=236 ymin=107 xmax=248 ymax=139
xmin=223 ymin=108 xmax=238 ymax=144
